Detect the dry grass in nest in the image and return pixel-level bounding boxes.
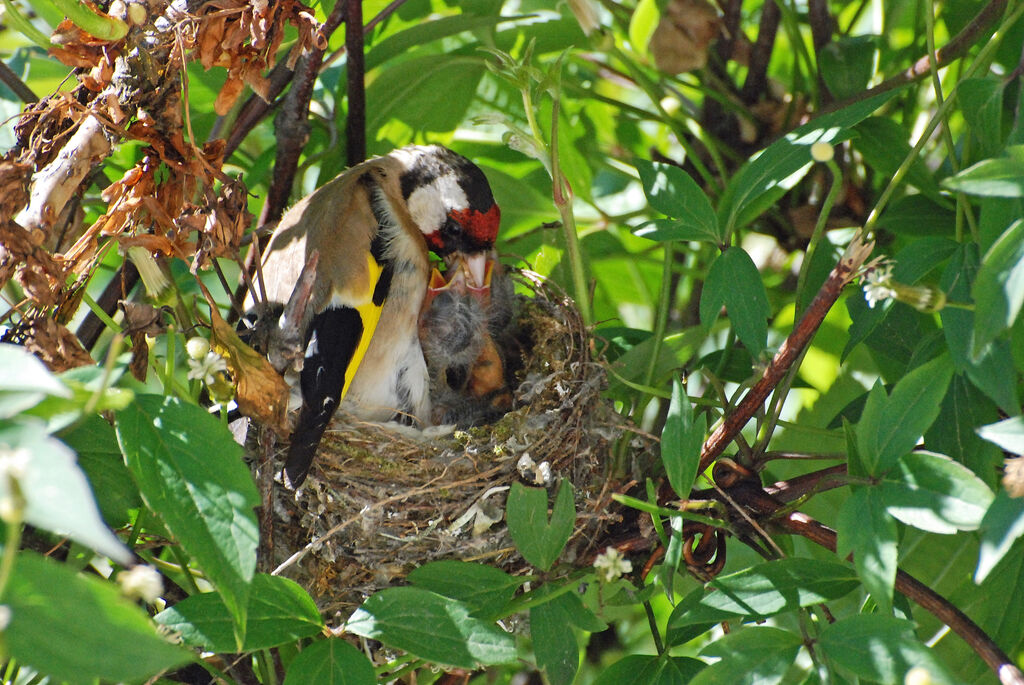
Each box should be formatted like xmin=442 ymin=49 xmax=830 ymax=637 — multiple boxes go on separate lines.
xmin=263 ymin=272 xmax=630 ymax=618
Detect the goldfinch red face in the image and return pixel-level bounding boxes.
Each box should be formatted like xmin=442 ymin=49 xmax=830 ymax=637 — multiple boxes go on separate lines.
xmin=397 ymin=145 xmax=501 ymax=289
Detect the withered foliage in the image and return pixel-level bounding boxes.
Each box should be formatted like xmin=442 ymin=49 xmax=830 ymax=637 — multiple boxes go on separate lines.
xmin=1 ymin=0 xmax=320 ymax=399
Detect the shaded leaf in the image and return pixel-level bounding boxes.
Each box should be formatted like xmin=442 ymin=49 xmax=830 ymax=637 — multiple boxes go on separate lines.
xmin=593 ymin=654 xmax=706 ymax=685
xmin=700 ymin=247 xmax=771 ymax=355
xmin=976 ymin=489 xmax=1024 ymax=582
xmin=693 ymin=626 xmax=803 ymax=685
xmin=531 ymin=598 xmax=579 ymax=685
xmin=661 ymin=378 xmax=703 ymax=498
xmin=282 ymin=639 xmax=375 ymax=685
xmin=958 ymin=78 xmax=1005 ymax=158
xmin=155 ymin=574 xmax=323 ymax=652
xmin=819 ymin=615 xmax=956 ymax=684
xmin=407 ymin=561 xmax=525 ymax=618
xmin=973 ymin=219 xmax=1024 ymax=355
xmin=836 ymin=488 xmax=897 ymax=613
xmin=855 ymin=355 xmax=954 ymax=476
xmin=346 ymin=587 xmax=516 ymax=668
xmin=6 ymin=551 xmax=190 ymax=685
xmin=61 ymin=414 xmax=142 ymax=529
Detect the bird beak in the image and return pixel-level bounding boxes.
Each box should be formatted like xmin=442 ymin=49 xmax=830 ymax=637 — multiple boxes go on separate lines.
xmin=422 ymin=252 xmax=495 ymax=315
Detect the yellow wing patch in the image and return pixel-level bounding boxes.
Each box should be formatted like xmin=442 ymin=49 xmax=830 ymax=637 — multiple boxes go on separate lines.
xmin=340 ymin=252 xmax=386 ymax=400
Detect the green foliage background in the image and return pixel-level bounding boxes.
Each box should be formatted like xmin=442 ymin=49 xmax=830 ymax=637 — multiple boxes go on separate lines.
xmin=2 ymin=0 xmax=1024 ymax=683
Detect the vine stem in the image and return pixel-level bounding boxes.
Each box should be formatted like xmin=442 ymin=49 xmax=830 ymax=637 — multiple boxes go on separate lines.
xmin=783 ymin=512 xmax=1024 ymax=685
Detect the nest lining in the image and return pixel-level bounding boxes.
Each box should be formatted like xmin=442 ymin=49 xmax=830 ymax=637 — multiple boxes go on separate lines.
xmin=262 ymin=275 xmax=632 ymax=617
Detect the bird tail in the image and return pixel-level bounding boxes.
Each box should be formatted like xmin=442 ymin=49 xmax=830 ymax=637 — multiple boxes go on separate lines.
xmin=282 ymin=400 xmax=335 ymax=488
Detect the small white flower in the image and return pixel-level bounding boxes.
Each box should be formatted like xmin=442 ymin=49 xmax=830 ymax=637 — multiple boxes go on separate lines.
xmin=904 ymin=666 xmax=933 ymax=685
xmin=185 ymin=336 xmax=211 ymax=360
xmin=863 ymin=263 xmax=897 ymax=308
xmin=593 ymin=546 xmax=633 ymax=583
xmin=187 ymin=350 xmax=228 ymax=385
xmin=118 ymin=565 xmax=164 ymax=603
xmin=0 ymin=605 xmax=11 ymax=630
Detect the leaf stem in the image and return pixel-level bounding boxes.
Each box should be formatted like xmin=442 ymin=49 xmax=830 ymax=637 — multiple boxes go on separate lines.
xmin=45 ymin=0 xmax=128 ymax=40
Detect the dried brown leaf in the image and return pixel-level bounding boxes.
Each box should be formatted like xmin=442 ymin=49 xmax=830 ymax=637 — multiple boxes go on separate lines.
xmin=22 ymin=315 xmax=94 ymax=372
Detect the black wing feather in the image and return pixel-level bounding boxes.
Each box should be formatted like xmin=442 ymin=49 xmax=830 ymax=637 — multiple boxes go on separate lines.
xmin=283 ymin=306 xmax=363 ymax=487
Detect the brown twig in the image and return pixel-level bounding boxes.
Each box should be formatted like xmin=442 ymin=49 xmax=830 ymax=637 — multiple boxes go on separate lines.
xmin=76 ymin=260 xmax=140 ymax=350
xmin=0 ymin=60 xmax=38 ymax=104
xmin=345 ymin=0 xmax=366 ymax=166
xmin=782 ymin=512 xmax=1024 ymax=685
xmin=697 ymin=233 xmax=873 ymax=475
xmin=740 ymin=0 xmax=780 ymax=104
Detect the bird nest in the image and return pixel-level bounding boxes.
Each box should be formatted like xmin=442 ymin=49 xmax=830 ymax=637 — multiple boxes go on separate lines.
xmin=260 ymin=272 xmax=631 ymax=618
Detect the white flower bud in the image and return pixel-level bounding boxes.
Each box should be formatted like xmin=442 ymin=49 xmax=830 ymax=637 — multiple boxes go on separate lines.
xmin=118 ymin=565 xmax=164 ymax=603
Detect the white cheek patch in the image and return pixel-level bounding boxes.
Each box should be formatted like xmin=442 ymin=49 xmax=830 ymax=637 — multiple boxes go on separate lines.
xmin=407 ymin=176 xmax=469 ymax=236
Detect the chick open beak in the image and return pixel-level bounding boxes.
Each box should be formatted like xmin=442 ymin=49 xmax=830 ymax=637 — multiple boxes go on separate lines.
xmin=422 ymin=252 xmax=495 ymax=314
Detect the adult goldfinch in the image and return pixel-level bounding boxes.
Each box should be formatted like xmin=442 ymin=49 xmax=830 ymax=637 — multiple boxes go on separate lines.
xmin=249 ymin=145 xmax=500 ymax=487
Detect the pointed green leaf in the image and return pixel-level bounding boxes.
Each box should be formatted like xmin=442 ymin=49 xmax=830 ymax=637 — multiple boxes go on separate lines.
xmin=117 ymin=395 xmax=259 ymax=647
xmin=958 ymin=78 xmax=1005 ymax=158
xmin=819 ymin=35 xmax=878 ymax=101
xmin=154 ymin=574 xmax=323 ymax=652
xmin=973 ymin=219 xmax=1024 ymax=355
xmin=942 ymin=151 xmax=1024 ymax=197
xmin=6 ymin=551 xmax=190 ymax=684
xmin=976 ymin=489 xmax=1024 ymax=583
xmin=594 ymin=655 xmax=706 ymax=685
xmin=634 ymin=160 xmax=719 ymax=243
xmin=61 ymin=415 xmax=142 ymax=529
xmin=880 ymin=451 xmax=994 ymax=534
xmin=346 ymin=587 xmax=516 ymax=668
xmin=837 ymin=488 xmax=897 ymax=614
xmin=282 ymin=639 xmax=375 ymax=685
xmin=661 ymin=378 xmax=703 ymax=498
xmin=977 ymin=415 xmax=1024 ymax=453
xmin=700 ymin=247 xmax=771 ymax=355
xmin=506 ymin=480 xmax=575 ymax=571
xmin=855 ymin=355 xmax=954 ymax=476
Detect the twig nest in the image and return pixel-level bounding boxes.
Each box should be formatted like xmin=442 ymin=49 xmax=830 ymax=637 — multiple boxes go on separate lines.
xmin=266 ymin=272 xmax=626 ymax=616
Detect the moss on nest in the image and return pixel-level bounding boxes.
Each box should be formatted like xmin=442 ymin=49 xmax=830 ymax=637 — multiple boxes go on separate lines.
xmin=258 ymin=272 xmax=635 ymax=618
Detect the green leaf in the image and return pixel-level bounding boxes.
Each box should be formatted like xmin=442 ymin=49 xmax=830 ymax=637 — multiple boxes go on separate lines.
xmin=668 ymin=558 xmax=859 ymax=626
xmin=0 ymin=419 xmax=132 ymax=564
xmin=836 ymin=488 xmax=897 ymax=614
xmin=407 ymin=560 xmax=525 ymax=618
xmin=506 ymin=480 xmax=575 ymax=571
xmin=942 ymin=149 xmax=1024 ymax=197
xmin=692 ymin=626 xmax=803 ymax=685
xmin=593 ymin=654 xmax=707 ymax=685
xmin=5 ymin=551 xmax=190 ymax=685
xmin=941 ymin=244 xmax=1020 ymax=413
xmin=531 ymin=597 xmax=579 ymax=685
xmin=879 ymin=451 xmax=994 ymax=534
xmin=924 ymin=374 xmax=1002 ymax=487
xmin=282 ymin=639 xmax=375 ymax=685
xmin=819 ymin=615 xmax=956 ymax=684
xmin=661 ymin=378 xmax=703 ymax=498
xmin=154 ymin=574 xmax=323 ymax=652
xmin=973 ymin=219 xmax=1024 ymax=355
xmin=958 ymin=78 xmax=1005 ymax=158
xmin=117 ymin=395 xmax=259 ymax=647
xmin=818 ymin=35 xmax=878 ymax=101
xmin=365 ymin=15 xmax=509 ymax=70
xmin=61 ymin=414 xmax=142 ymax=528
xmin=346 ymin=587 xmax=516 ymax=668
xmin=700 ymin=247 xmax=771 ymax=355
xmin=366 ymin=55 xmax=485 ymax=135
xmin=660 ymin=516 xmax=684 ymax=602
xmin=718 ymin=90 xmax=898 ymax=236
xmin=977 ymin=415 xmax=1024 ymax=453
xmin=976 ymin=489 xmax=1024 ymax=583
xmin=634 ymin=160 xmax=720 ymax=243
xmin=0 ymin=343 xmax=71 ymax=418
xmin=628 ymin=0 xmax=661 ymax=58
xmin=855 ymin=355 xmax=954 ymax=476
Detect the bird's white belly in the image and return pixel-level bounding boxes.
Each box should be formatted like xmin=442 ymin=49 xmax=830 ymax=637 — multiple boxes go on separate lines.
xmin=340 ymin=332 xmax=430 ymax=425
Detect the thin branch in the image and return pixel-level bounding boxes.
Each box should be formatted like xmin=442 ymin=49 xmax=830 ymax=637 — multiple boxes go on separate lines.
xmin=783 ymin=512 xmax=1024 ymax=685
xmin=740 ymin=0 xmax=781 ymax=104
xmin=697 ymin=233 xmax=874 ymax=475
xmin=0 ymin=61 xmax=38 ymax=104
xmin=345 ymin=0 xmax=366 ymax=166
xmin=822 ymin=0 xmax=1008 ymax=113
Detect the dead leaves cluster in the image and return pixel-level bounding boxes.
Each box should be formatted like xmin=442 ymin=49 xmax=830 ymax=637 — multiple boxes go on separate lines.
xmin=191 ymin=0 xmax=326 ymax=114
